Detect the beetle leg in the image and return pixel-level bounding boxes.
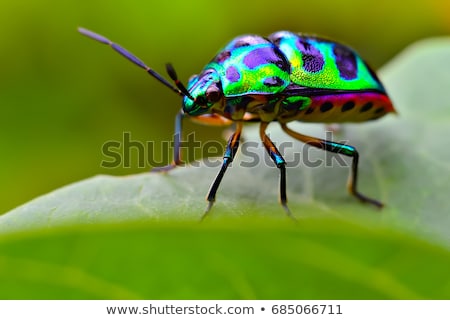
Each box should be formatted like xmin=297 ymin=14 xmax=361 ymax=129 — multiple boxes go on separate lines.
xmin=280 ymin=123 xmax=383 ymax=208
xmin=152 ymin=109 xmax=184 ymax=172
xmin=260 ymin=122 xmax=295 ymax=219
xmin=202 ymin=122 xmax=243 ymax=220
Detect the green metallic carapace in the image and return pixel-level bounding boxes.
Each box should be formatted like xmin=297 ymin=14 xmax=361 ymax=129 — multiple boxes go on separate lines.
xmin=79 ymin=27 xmax=396 ymax=218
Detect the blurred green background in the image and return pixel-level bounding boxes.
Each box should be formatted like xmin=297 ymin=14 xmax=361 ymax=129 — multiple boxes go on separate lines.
xmin=1 ymin=0 xmax=449 ymax=214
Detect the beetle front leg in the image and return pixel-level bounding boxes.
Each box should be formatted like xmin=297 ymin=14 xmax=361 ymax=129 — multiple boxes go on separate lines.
xmin=152 ymin=109 xmax=184 ymax=172
xmin=202 ymin=122 xmax=243 ymax=220
xmin=259 ymin=122 xmax=295 ymax=219
xmin=280 ymin=123 xmax=383 ymax=208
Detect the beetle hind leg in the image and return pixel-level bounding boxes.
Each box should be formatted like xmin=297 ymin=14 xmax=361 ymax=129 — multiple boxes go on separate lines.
xmin=280 ymin=123 xmax=383 ymax=208
xmin=346 ymin=151 xmax=384 ymax=208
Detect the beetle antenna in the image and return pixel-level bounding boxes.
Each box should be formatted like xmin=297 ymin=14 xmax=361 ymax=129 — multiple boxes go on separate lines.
xmin=78 ymin=27 xmax=183 ymax=97
xmin=165 ymin=63 xmax=195 ymax=101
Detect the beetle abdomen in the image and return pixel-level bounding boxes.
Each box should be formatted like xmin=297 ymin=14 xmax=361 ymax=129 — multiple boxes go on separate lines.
xmin=202 ymin=30 xmax=396 ymax=123
xmin=278 ymin=91 xmax=395 ymax=123
xmin=269 ymin=31 xmax=386 ymax=93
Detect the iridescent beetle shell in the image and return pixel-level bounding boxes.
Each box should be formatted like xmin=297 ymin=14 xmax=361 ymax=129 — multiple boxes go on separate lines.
xmin=183 ymin=31 xmax=395 ymax=123
xmin=79 ymin=27 xmax=397 ymax=217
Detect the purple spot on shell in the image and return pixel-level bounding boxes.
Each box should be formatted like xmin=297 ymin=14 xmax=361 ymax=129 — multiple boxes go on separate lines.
xmin=302 ymin=54 xmax=324 ymax=73
xmin=263 ymin=76 xmax=284 ymax=87
xmin=234 ymin=40 xmax=251 ymax=48
xmin=295 ymin=38 xmax=324 ymax=73
xmin=333 ymin=44 xmax=358 ymax=80
xmin=243 ymin=47 xmax=287 ymax=70
xmin=296 ymin=38 xmax=312 ymax=52
xmin=214 ymin=50 xmax=231 ymax=63
xmin=228 ymin=35 xmax=269 ymax=50
xmin=226 ymin=66 xmax=240 ymax=82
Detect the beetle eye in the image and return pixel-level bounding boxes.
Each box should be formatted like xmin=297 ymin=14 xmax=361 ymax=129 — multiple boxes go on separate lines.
xmin=206 ymin=86 xmax=221 ymax=103
xmin=194 ymin=96 xmax=208 ymax=107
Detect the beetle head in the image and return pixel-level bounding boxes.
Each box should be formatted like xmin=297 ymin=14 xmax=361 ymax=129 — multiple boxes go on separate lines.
xmin=182 ymin=69 xmax=223 ymax=116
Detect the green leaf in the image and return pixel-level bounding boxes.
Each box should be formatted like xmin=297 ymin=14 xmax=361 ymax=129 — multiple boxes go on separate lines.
xmin=1 ymin=38 xmax=450 ymax=299
xmin=0 ymin=220 xmax=449 ymax=299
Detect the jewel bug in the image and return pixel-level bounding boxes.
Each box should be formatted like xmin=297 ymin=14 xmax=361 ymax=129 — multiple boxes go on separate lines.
xmin=79 ymin=28 xmax=396 ymax=219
